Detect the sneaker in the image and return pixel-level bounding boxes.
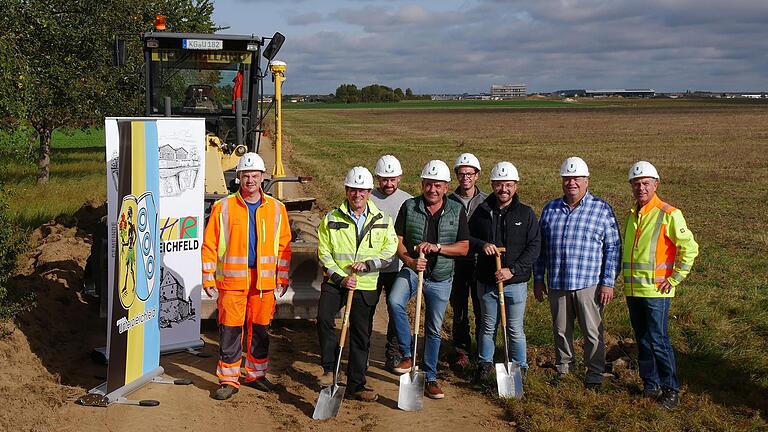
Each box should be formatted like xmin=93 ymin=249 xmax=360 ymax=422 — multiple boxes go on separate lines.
xmin=245 ymin=377 xmax=274 ymax=392
xmin=659 ymin=389 xmax=680 ymax=410
xmin=213 ymin=384 xmax=239 ymax=400
xmin=385 ymin=355 xmax=403 ymax=372
xmin=643 ymin=388 xmax=663 ymax=400
xmin=452 ymin=351 xmax=470 ymax=371
xmin=346 ymin=386 xmax=379 ymax=402
xmin=318 ymin=371 xmax=334 ymax=386
xmin=425 ymin=381 xmax=445 ymax=399
xmin=393 ymin=357 xmax=413 ymax=374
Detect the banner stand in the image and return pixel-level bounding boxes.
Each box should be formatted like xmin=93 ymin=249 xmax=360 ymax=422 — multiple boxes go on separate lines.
xmin=77 ymin=366 xmax=165 ymax=407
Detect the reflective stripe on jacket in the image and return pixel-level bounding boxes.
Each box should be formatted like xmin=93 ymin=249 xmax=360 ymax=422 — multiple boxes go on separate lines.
xmin=201 ymin=190 xmax=292 ymax=291
xmin=317 ymin=199 xmax=397 ymax=291
xmin=623 ymin=194 xmax=698 ymax=298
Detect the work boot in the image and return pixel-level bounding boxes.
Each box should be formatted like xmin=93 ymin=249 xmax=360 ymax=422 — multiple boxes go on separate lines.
xmin=550 ymin=372 xmax=567 ymax=387
xmin=346 ymin=386 xmax=379 ymax=402
xmin=318 ymin=371 xmax=334 ymax=387
xmin=520 ymin=368 xmax=528 ymax=385
xmin=585 ymin=381 xmax=602 ymax=391
xmin=245 ymin=376 xmax=274 ymax=392
xmin=213 ymin=384 xmax=239 ymax=400
xmin=392 ymin=357 xmax=413 ymax=374
xmin=659 ymin=389 xmax=680 ymax=410
xmin=425 ymin=381 xmax=445 ymax=399
xmin=451 ymin=351 xmax=470 ymax=372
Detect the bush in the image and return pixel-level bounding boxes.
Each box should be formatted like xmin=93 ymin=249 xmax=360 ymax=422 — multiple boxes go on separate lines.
xmin=0 ymin=192 xmax=29 ymax=325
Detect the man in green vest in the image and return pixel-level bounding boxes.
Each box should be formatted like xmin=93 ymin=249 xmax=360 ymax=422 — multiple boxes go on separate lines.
xmin=388 ymin=160 xmax=470 ymax=400
xmin=317 ymin=166 xmax=398 ymax=402
xmin=623 ymin=161 xmax=698 ymax=410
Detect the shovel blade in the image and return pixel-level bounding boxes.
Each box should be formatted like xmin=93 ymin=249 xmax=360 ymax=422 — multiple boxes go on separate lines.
xmin=495 ymin=362 xmax=523 ymax=398
xmin=312 ymin=384 xmax=346 ymax=420
xmin=397 ymin=371 xmax=425 ymax=411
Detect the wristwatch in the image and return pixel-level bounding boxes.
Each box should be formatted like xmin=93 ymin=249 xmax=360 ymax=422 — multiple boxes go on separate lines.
xmin=436 ymin=243 xmax=442 ymax=253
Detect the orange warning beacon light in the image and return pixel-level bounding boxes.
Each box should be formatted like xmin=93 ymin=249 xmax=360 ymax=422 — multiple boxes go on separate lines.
xmin=154 ymin=15 xmax=167 ymax=31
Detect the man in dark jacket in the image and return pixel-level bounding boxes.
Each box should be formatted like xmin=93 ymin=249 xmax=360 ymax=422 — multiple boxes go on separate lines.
xmin=468 ymin=162 xmax=540 ymax=379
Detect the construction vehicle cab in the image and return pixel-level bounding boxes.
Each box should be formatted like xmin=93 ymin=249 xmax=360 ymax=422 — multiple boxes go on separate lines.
xmin=113 ymin=28 xmax=322 ymax=320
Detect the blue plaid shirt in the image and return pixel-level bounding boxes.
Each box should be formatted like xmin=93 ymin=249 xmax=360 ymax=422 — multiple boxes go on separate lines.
xmin=534 ymin=191 xmax=621 ymax=290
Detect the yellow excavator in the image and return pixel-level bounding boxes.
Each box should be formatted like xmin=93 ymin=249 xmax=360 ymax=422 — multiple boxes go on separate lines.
xmin=110 ymin=20 xmax=322 ymax=319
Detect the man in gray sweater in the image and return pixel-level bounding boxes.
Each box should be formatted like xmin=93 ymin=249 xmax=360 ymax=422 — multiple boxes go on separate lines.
xmin=370 ymin=155 xmax=413 ymax=370
xmin=447 ymin=153 xmax=488 ymax=371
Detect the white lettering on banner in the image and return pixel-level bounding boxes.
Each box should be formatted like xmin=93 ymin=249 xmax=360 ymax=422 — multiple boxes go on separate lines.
xmin=116 ymin=307 xmax=157 ymax=334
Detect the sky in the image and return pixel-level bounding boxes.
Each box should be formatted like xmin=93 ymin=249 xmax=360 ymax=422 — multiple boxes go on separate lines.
xmin=212 ymin=0 xmax=768 ymax=95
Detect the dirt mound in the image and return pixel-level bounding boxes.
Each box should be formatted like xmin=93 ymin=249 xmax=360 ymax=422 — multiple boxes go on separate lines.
xmin=2 ymin=201 xmax=107 ymax=431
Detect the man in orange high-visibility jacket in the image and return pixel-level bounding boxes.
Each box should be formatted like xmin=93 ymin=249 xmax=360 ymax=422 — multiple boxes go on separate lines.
xmin=202 ymin=152 xmax=292 ymax=401
xmin=623 ymin=161 xmax=698 ymax=411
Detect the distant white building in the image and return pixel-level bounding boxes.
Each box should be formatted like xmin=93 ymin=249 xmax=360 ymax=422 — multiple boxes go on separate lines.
xmin=490 ymin=84 xmax=527 ymax=99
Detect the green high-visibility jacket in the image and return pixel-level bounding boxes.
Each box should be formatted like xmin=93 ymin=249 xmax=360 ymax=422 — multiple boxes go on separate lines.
xmin=318 ymin=199 xmax=398 ymax=291
xmin=623 ymin=194 xmax=699 ymax=298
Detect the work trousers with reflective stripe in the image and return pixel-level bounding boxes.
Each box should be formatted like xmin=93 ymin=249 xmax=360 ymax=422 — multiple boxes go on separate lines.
xmin=548 ymin=286 xmax=605 ymax=384
xmin=216 ymin=269 xmax=275 ymax=388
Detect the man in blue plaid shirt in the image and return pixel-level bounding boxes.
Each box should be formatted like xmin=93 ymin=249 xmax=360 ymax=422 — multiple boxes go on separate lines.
xmin=533 ymin=156 xmax=621 ymax=389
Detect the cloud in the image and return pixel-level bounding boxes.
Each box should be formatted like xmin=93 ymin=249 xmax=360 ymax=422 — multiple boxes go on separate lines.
xmin=286 ymin=11 xmax=325 ymax=26
xmin=261 ymin=0 xmax=768 ymax=93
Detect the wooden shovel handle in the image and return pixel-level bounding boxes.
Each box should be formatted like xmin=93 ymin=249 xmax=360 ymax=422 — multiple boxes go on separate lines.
xmin=338 ymin=281 xmax=355 ymax=348
xmin=495 ymin=247 xmax=507 ymax=326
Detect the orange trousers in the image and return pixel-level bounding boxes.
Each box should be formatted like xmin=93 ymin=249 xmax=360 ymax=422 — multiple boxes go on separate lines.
xmin=216 ymin=269 xmax=275 ymax=388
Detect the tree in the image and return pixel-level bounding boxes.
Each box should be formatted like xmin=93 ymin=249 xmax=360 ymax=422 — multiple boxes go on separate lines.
xmin=394 ymin=87 xmax=404 ymax=100
xmin=335 ymin=84 xmax=359 ymax=103
xmin=405 ymin=88 xmax=413 ymax=98
xmin=0 ymin=0 xmax=215 ymax=183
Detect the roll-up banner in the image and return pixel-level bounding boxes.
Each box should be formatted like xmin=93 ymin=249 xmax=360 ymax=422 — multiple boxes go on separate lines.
xmin=107 ymin=119 xmax=162 ymax=394
xmin=105 ymin=117 xmax=205 ymax=358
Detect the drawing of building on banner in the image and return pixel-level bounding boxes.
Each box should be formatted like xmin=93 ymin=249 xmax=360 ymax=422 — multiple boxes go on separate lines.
xmin=158 ymin=143 xmax=201 ymax=197
xmin=158 ymin=266 xmax=196 ymax=328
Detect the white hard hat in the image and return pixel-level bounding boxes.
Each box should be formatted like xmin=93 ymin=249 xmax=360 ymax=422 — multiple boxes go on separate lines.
xmin=454 ymin=153 xmax=481 ymax=171
xmin=344 ymin=166 xmax=374 ymax=189
xmin=420 ymin=160 xmax=451 ymax=182
xmin=628 ymin=161 xmax=660 ymax=181
xmin=236 ymin=152 xmax=266 ymax=173
xmin=560 ymin=156 xmax=589 ymax=177
xmin=374 ymin=155 xmax=403 ymax=177
xmin=490 ymin=161 xmax=520 ymax=181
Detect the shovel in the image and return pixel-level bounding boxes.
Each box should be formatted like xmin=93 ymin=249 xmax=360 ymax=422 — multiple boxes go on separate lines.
xmin=398 ymin=252 xmax=426 ymax=411
xmin=312 ymin=282 xmax=356 ymax=420
xmin=494 ymin=247 xmax=523 ymax=398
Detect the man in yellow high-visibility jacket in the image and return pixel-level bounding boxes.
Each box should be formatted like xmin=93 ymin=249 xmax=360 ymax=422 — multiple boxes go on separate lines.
xmin=317 ymin=166 xmax=398 ymax=402
xmin=623 ymin=161 xmax=698 ymax=411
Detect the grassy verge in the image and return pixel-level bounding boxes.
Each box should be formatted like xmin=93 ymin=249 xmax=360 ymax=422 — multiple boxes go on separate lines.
xmin=284 ymin=103 xmax=768 ymax=430
xmin=0 ymin=128 xmax=106 ymax=230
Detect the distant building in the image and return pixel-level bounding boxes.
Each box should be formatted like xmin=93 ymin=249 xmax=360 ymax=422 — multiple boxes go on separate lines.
xmin=491 ymin=84 xmax=527 ymax=99
xmin=585 ymin=89 xmax=655 ymax=98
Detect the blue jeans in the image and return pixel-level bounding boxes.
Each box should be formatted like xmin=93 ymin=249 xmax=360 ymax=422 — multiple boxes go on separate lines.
xmin=477 ymin=282 xmax=528 ymax=369
xmin=388 ymin=267 xmax=452 ymax=382
xmin=626 ymin=297 xmax=679 ymax=392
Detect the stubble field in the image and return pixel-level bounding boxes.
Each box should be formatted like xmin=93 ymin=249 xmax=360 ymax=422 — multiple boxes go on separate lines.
xmin=284 ymin=101 xmax=768 ymax=430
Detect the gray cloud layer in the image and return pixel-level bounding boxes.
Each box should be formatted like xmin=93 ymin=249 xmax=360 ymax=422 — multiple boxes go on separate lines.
xmin=269 ymin=1 xmax=768 ymax=93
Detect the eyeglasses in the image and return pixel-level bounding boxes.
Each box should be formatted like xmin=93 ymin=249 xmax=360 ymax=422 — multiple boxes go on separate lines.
xmin=457 ymin=172 xmax=477 ymax=178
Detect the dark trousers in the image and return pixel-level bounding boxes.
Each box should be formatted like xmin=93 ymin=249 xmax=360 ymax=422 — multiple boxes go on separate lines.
xmin=377 ymin=271 xmax=401 ymax=361
xmin=317 ymin=282 xmax=379 ymax=393
xmin=450 ymin=259 xmax=481 ymax=354
xmin=626 ymin=296 xmax=679 ymax=392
